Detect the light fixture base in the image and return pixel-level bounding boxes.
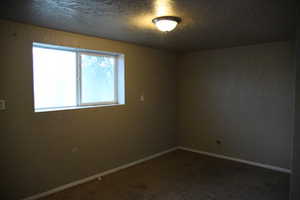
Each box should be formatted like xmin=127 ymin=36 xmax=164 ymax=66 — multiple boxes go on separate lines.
xmin=152 ymin=16 xmax=182 ymax=24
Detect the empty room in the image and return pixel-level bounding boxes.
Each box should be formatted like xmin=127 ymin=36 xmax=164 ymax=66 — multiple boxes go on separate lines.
xmin=1 ymin=0 xmax=300 ymax=200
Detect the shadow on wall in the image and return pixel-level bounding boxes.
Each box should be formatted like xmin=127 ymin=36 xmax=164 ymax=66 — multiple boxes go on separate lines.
xmin=291 ymin=3 xmax=300 ymax=199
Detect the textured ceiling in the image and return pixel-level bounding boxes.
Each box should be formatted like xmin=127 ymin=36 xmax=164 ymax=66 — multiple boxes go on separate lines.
xmin=0 ymin=0 xmax=296 ymax=52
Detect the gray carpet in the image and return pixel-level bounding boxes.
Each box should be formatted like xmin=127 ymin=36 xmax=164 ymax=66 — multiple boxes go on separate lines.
xmin=41 ymin=150 xmax=289 ymax=200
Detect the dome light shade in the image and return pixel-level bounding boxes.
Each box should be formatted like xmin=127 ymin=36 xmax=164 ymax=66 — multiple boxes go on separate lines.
xmin=152 ymin=16 xmax=181 ymax=32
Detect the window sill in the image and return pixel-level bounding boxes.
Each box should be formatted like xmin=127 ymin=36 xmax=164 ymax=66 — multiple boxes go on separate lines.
xmin=34 ymin=104 xmax=125 ymax=113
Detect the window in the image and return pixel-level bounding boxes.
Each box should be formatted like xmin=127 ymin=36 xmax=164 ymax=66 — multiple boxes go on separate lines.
xmin=32 ymin=43 xmax=125 ymax=112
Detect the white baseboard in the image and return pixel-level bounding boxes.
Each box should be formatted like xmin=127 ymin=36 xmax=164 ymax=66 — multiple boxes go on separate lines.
xmin=22 ymin=147 xmax=178 ymax=200
xmin=178 ymin=146 xmax=291 ymax=174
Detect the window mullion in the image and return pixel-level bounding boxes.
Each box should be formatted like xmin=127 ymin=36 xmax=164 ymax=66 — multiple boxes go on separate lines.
xmin=76 ymin=52 xmax=81 ymax=106
xmin=114 ymin=56 xmax=118 ymax=104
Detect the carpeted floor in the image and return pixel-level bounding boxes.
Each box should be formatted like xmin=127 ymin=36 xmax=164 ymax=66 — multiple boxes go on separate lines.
xmin=40 ymin=150 xmax=289 ymax=200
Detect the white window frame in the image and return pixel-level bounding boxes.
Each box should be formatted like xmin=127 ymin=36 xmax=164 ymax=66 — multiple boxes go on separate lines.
xmin=32 ymin=42 xmax=125 ymax=112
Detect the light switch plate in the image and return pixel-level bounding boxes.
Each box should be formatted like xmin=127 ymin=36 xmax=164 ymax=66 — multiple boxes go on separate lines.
xmin=0 ymin=100 xmax=6 ymax=110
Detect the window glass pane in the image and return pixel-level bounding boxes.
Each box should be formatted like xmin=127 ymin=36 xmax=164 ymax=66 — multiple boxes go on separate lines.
xmin=33 ymin=47 xmax=77 ymax=109
xmin=81 ymin=54 xmax=115 ymax=104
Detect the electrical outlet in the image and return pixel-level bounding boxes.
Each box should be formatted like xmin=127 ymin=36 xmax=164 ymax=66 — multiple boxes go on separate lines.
xmin=0 ymin=100 xmax=6 ymax=110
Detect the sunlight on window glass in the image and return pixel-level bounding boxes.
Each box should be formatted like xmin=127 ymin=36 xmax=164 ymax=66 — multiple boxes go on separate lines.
xmin=81 ymin=54 xmax=115 ymax=104
xmin=33 ymin=47 xmax=77 ymax=109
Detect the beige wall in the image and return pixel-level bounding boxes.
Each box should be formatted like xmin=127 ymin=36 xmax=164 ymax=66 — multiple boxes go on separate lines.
xmin=0 ymin=20 xmax=177 ymax=200
xmin=177 ymin=41 xmax=294 ymax=169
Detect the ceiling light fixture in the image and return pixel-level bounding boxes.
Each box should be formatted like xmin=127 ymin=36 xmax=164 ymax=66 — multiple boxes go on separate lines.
xmin=152 ymin=16 xmax=181 ymax=32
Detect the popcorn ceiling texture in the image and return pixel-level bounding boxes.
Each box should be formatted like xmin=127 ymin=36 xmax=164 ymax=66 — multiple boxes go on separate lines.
xmin=0 ymin=0 xmax=296 ymax=51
